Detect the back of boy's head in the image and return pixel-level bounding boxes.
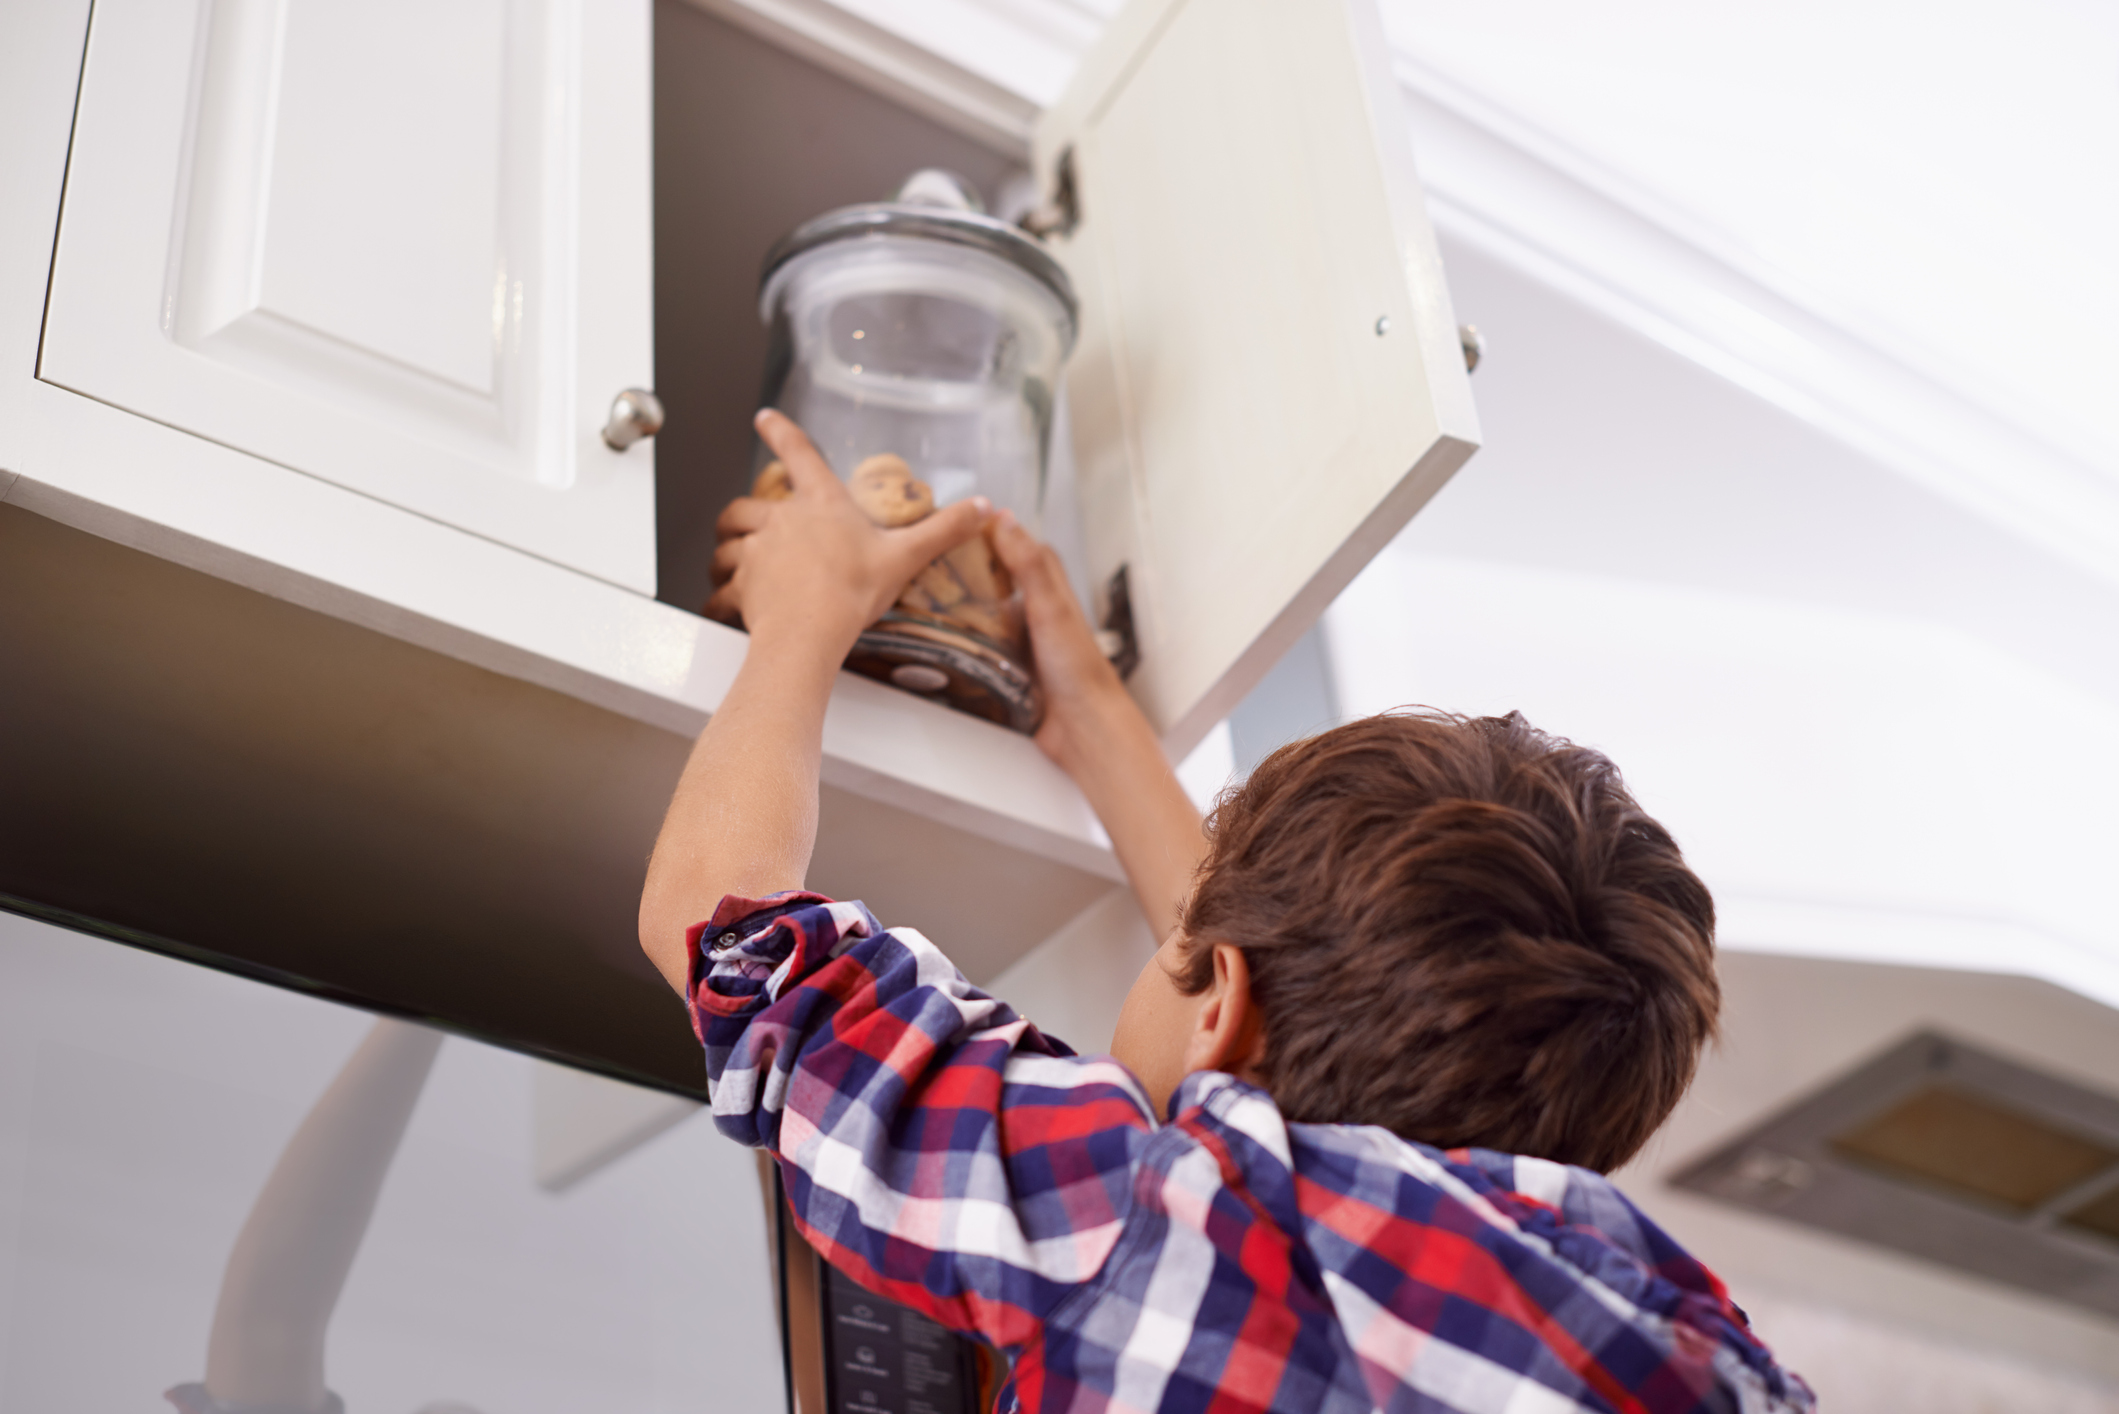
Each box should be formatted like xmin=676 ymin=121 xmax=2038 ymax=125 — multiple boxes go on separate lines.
xmin=1177 ymin=709 xmax=1717 ymax=1174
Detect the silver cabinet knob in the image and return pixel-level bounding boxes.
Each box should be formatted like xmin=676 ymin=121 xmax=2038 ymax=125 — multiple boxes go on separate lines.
xmin=1459 ymin=325 xmax=1485 ymax=374
xmin=602 ymin=388 xmax=664 ymax=450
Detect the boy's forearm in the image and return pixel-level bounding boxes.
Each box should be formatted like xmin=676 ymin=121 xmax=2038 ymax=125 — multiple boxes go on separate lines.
xmin=637 ymin=626 xmax=847 ymax=992
xmin=984 ymin=515 xmax=1209 ymax=944
xmin=644 ymin=408 xmax=994 ymax=993
xmin=1045 ymin=684 xmax=1208 ymax=944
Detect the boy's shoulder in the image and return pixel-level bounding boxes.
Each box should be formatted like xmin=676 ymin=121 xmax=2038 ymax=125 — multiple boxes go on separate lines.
xmin=1147 ymin=1072 xmax=1813 ymax=1413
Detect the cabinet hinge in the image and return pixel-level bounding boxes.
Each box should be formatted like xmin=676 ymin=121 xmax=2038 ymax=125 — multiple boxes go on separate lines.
xmin=1095 ymin=563 xmax=1140 ymax=680
xmin=1018 ymin=148 xmax=1079 ymax=241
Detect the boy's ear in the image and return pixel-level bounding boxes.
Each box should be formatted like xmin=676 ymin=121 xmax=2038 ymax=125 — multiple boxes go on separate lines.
xmin=1183 ymin=942 xmax=1267 ymax=1081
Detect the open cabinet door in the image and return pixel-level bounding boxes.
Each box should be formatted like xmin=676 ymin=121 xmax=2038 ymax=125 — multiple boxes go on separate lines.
xmin=39 ymin=0 xmax=658 ymax=592
xmin=1036 ymin=0 xmax=1479 ymax=755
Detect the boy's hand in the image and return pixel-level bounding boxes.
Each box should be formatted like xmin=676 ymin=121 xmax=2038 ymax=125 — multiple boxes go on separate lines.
xmin=708 ymin=410 xmax=991 ymax=656
xmin=989 ymin=511 xmax=1128 ymax=770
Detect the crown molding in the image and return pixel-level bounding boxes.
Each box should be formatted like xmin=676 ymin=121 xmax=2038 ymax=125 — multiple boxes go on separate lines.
xmin=1394 ymin=55 xmax=2119 ymax=593
xmin=680 ymin=0 xmax=1044 ymax=153
xmin=689 ymin=0 xmax=2119 ymax=590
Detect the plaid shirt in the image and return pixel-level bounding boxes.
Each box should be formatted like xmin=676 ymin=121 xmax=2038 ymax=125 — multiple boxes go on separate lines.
xmin=690 ymin=892 xmax=1814 ymax=1414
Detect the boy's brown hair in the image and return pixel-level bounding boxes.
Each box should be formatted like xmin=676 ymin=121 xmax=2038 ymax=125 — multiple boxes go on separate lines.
xmin=1177 ymin=710 xmax=1717 ymax=1173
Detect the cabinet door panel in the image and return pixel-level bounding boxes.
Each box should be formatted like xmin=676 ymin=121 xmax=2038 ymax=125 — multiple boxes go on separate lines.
xmin=242 ymin=0 xmax=506 ymax=395
xmin=40 ymin=0 xmax=656 ymax=592
xmin=1037 ymin=0 xmax=1479 ymax=753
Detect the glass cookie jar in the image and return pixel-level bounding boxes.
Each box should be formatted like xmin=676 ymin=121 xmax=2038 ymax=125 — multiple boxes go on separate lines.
xmin=747 ymin=169 xmax=1078 ymax=733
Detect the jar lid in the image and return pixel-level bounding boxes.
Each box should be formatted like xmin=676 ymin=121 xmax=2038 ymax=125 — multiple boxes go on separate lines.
xmin=761 ymin=174 xmax=1079 ymax=333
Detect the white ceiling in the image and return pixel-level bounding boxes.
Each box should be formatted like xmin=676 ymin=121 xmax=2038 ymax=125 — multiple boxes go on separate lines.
xmin=1383 ymin=0 xmax=2119 ymax=473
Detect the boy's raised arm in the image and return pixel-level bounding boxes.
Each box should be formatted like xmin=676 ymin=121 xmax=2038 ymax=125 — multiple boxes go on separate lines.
xmin=638 ymin=426 xmax=1163 ymax=1354
xmin=635 ymin=410 xmax=989 ymax=993
xmin=635 ymin=405 xmax=1208 ymax=992
xmin=990 ymin=517 xmax=1209 ymax=944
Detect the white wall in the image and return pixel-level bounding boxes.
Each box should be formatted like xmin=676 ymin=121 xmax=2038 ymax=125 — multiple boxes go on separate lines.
xmin=1324 ymin=548 xmax=2119 ymax=1006
xmin=0 ymin=909 xmax=782 ymax=1414
xmin=1307 ymin=210 xmax=2119 ymax=1003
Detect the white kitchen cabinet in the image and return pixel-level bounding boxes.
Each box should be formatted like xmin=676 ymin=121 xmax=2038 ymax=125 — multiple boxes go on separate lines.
xmin=38 ymin=0 xmax=658 ymax=592
xmin=0 ymin=0 xmax=1475 ymax=1085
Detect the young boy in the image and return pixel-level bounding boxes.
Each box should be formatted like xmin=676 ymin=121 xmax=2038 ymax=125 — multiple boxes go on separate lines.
xmin=638 ymin=410 xmax=1814 ymax=1413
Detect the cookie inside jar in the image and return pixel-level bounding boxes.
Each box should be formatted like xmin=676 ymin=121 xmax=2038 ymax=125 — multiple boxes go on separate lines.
xmin=721 ymin=169 xmax=1078 ymax=733
xmin=745 ymin=451 xmax=1039 ymax=730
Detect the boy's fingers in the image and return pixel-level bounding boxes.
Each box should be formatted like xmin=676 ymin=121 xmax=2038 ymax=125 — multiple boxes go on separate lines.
xmin=716 ymin=496 xmax=770 ymax=540
xmin=991 ymin=513 xmax=1060 ymax=596
xmin=992 ymin=513 xmax=1079 ymax=620
xmin=988 ymin=510 xmax=1035 ymax=570
xmin=892 ymin=497 xmax=990 ymax=573
xmin=710 ymin=538 xmax=743 ymax=584
xmin=753 ymin=409 xmax=845 ymax=499
xmin=702 ymin=584 xmax=742 ymax=625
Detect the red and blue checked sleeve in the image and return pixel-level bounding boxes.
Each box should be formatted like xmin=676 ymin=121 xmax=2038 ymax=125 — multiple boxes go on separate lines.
xmin=686 ymin=891 xmax=1157 ymax=1353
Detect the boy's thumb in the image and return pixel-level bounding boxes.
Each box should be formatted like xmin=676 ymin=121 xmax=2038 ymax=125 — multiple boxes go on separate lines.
xmin=988 ymin=511 xmax=1052 ymax=588
xmin=898 ymin=496 xmax=991 ymax=567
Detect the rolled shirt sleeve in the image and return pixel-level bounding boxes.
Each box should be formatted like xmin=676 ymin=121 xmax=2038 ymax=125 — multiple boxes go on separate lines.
xmin=688 ymin=892 xmax=1157 ymax=1352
